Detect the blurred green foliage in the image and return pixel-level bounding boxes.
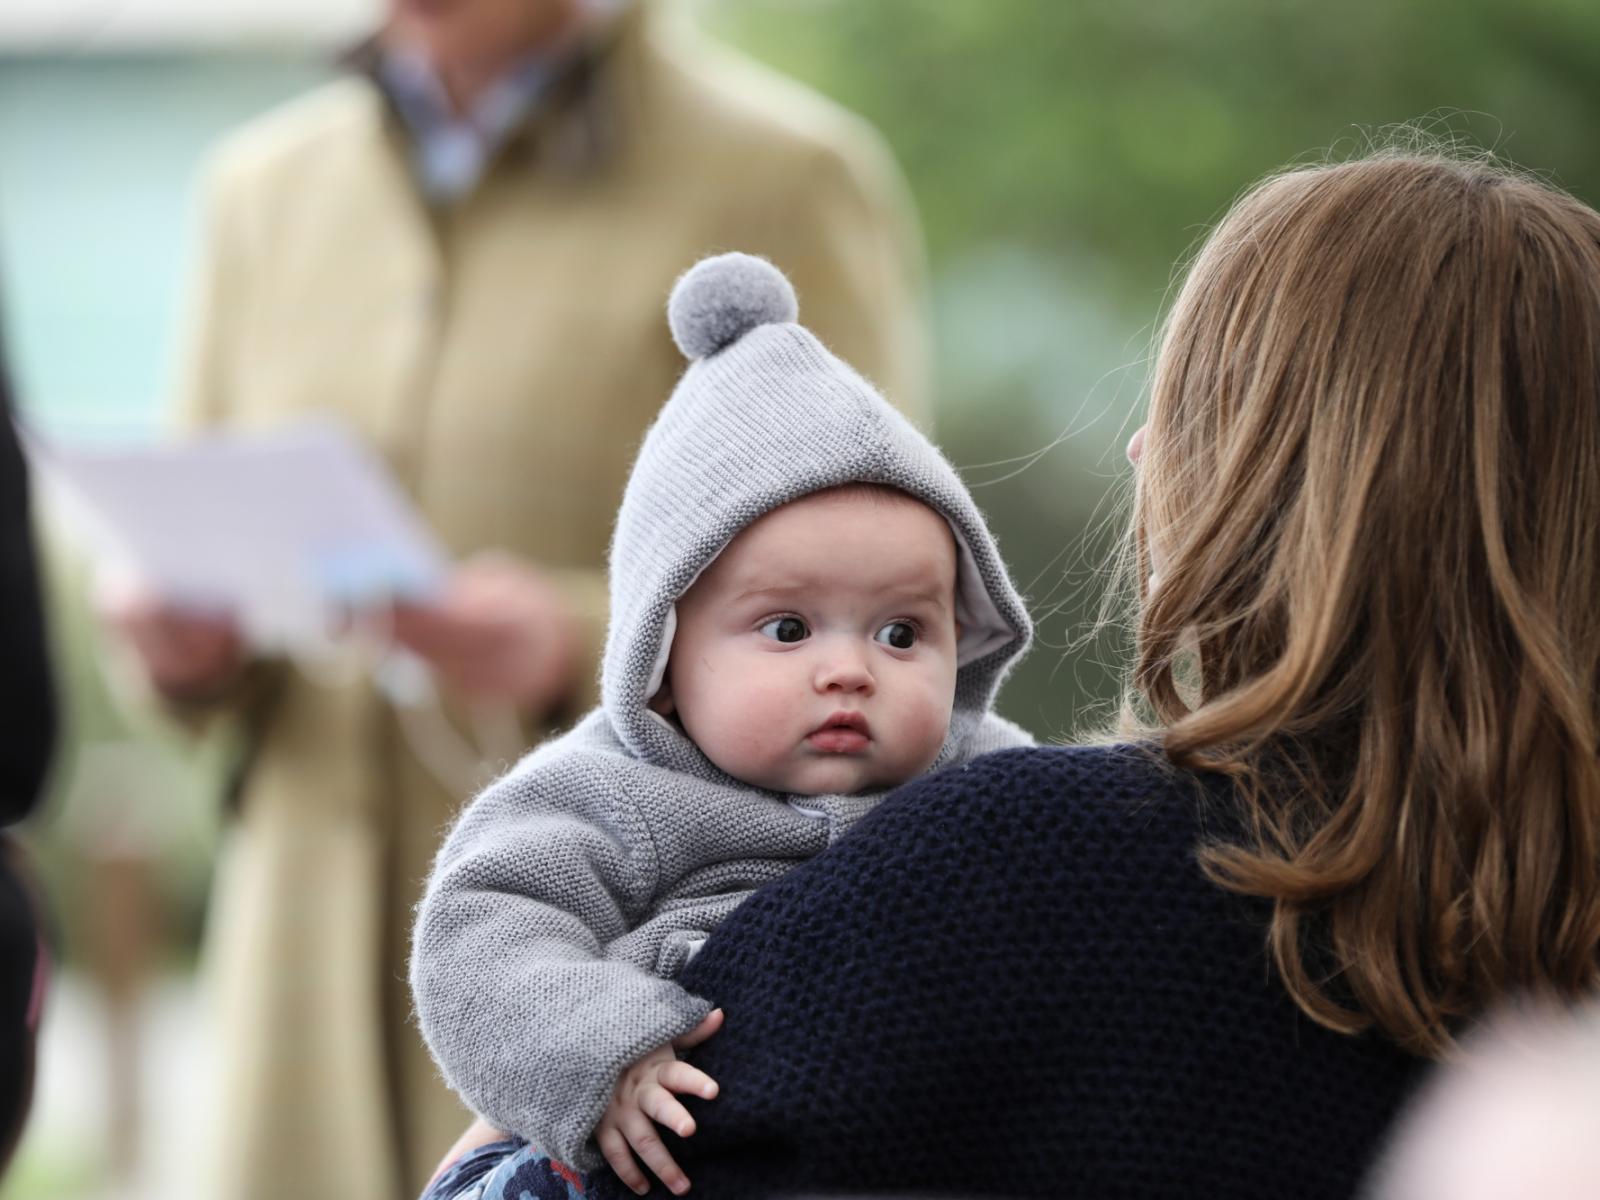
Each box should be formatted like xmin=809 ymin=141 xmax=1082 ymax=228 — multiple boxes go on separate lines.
xmin=696 ymin=0 xmax=1600 ymax=737
xmin=702 ymin=0 xmax=1600 ymax=307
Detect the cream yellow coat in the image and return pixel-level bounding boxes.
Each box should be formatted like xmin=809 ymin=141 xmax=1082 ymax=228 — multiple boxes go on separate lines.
xmin=175 ymin=11 xmax=926 ymax=1198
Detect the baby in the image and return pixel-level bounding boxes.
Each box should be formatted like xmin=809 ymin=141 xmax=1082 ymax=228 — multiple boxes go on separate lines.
xmin=410 ymin=253 xmax=1032 ymax=1197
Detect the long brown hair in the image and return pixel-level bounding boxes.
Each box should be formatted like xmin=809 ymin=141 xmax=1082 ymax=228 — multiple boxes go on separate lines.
xmin=1130 ymin=151 xmax=1600 ymax=1056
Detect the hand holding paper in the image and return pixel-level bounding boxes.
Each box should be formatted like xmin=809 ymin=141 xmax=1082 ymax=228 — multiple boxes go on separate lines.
xmin=99 ymin=578 xmax=246 ymax=702
xmin=390 ymin=552 xmax=581 ymax=711
xmin=30 ymin=418 xmax=449 ymax=650
xmin=36 ymin=418 xmax=583 ymax=715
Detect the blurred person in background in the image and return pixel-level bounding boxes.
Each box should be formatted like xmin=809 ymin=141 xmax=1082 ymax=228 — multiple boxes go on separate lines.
xmin=0 ymin=325 xmax=58 ymax=1177
xmin=102 ymin=1 xmax=926 ymax=1197
xmin=1365 ymin=1000 xmax=1600 ymax=1200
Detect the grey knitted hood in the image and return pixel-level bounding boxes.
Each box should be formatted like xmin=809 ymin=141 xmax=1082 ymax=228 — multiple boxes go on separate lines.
xmin=602 ymin=253 xmax=1031 ymax=783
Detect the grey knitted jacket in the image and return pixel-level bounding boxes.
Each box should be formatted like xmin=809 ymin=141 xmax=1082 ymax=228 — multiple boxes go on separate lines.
xmin=410 ymin=255 xmax=1033 ymax=1169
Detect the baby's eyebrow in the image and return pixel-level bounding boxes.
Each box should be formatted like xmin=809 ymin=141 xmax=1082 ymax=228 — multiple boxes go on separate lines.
xmin=890 ymin=586 xmax=957 ymax=614
xmin=729 ymin=584 xmax=810 ymax=604
xmin=731 ymin=582 xmax=954 ymax=612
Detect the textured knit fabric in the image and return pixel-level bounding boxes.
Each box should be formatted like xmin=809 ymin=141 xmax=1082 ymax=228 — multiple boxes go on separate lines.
xmin=411 ymin=255 xmax=1033 ymax=1169
xmin=570 ymin=744 xmax=1426 ymax=1200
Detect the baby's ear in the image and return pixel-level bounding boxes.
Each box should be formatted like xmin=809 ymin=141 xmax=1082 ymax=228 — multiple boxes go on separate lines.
xmin=647 ymin=682 xmax=675 ymax=717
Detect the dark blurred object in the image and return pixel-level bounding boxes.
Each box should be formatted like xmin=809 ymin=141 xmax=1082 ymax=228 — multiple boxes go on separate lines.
xmin=0 ymin=842 xmax=45 ymax=1178
xmin=0 ymin=324 xmax=59 ymax=1176
xmin=0 ymin=334 xmax=55 ymax=821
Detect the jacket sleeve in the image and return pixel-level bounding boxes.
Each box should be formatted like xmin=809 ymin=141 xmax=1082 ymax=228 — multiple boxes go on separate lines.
xmin=410 ymin=731 xmax=713 ymax=1168
xmin=111 ymin=148 xmax=289 ymax=738
xmin=173 ymin=144 xmax=254 ymax=434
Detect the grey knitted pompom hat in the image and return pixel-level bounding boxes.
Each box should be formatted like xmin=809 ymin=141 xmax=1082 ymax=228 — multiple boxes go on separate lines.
xmin=667 ymin=254 xmax=798 ymax=358
xmin=603 ymin=252 xmax=1031 ymax=781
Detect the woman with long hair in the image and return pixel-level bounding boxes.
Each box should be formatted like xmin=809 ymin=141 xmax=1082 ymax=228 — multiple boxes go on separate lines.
xmin=593 ymin=151 xmax=1600 ymax=1200
xmin=1133 ymin=150 xmax=1600 ymax=1059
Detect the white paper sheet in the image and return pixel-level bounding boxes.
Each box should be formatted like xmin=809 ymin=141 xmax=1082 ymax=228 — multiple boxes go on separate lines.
xmin=27 ymin=418 xmax=450 ymax=648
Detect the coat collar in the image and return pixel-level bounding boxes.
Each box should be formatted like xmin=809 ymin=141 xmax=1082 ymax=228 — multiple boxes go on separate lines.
xmin=341 ymin=3 xmax=649 ymax=185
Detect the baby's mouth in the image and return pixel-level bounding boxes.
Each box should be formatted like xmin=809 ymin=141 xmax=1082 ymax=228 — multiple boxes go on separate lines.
xmin=807 ymin=711 xmax=870 ymax=753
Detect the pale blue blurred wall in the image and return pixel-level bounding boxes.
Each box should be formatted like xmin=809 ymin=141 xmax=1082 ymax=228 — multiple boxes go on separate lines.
xmin=0 ymin=54 xmax=331 ymax=435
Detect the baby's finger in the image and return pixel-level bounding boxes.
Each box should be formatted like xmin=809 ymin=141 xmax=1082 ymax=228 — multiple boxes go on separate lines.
xmin=658 ymin=1060 xmax=720 ymax=1101
xmin=597 ymin=1124 xmax=649 ymax=1196
xmin=622 ymin=1111 xmax=691 ymax=1196
xmin=640 ymin=1083 xmax=697 ymax=1138
xmin=672 ymin=1008 xmax=724 ymax=1049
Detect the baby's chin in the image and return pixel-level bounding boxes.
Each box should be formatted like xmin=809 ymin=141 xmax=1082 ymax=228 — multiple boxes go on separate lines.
xmin=769 ymin=760 xmax=926 ymax=798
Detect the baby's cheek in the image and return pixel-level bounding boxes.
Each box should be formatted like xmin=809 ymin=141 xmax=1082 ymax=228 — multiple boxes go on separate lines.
xmin=715 ymin=680 xmax=799 ymax=757
xmin=903 ymin=695 xmax=956 ymax=770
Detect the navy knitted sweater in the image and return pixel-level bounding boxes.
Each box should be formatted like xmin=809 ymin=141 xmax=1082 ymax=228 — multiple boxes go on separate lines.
xmin=591 ymin=744 xmax=1424 ymax=1200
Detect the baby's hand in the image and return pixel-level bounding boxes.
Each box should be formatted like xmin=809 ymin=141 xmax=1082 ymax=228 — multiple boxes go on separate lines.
xmin=596 ymin=1008 xmax=723 ymax=1196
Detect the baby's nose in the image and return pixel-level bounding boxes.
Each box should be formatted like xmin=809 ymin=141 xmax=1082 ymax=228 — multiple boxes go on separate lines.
xmin=814 ymin=641 xmax=874 ymax=693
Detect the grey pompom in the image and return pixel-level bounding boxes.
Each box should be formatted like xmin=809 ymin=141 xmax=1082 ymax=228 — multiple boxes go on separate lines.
xmin=667 ymin=253 xmax=799 ymax=360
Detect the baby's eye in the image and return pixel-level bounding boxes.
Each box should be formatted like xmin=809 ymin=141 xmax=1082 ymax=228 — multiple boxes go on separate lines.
xmin=759 ymin=616 xmax=810 ymax=643
xmin=874 ymin=621 xmax=918 ymax=650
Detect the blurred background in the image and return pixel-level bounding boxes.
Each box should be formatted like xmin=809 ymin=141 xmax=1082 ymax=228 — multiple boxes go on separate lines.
xmin=5 ymin=0 xmax=1600 ymax=1196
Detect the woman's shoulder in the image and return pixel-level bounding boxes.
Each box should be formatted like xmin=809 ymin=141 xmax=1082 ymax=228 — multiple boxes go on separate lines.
xmin=804 ymin=741 xmax=1245 ymax=919
xmin=889 ymin=740 xmax=1231 ymax=847
xmin=948 ymin=740 xmax=1188 ymax=792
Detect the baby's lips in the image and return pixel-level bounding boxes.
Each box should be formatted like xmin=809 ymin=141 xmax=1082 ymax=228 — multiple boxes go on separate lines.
xmin=812 ymin=709 xmax=870 ymax=737
xmin=807 ymin=725 xmax=871 ymax=754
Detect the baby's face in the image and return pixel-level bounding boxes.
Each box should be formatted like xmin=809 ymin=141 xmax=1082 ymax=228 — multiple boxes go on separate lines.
xmin=655 ymin=487 xmax=959 ymax=795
